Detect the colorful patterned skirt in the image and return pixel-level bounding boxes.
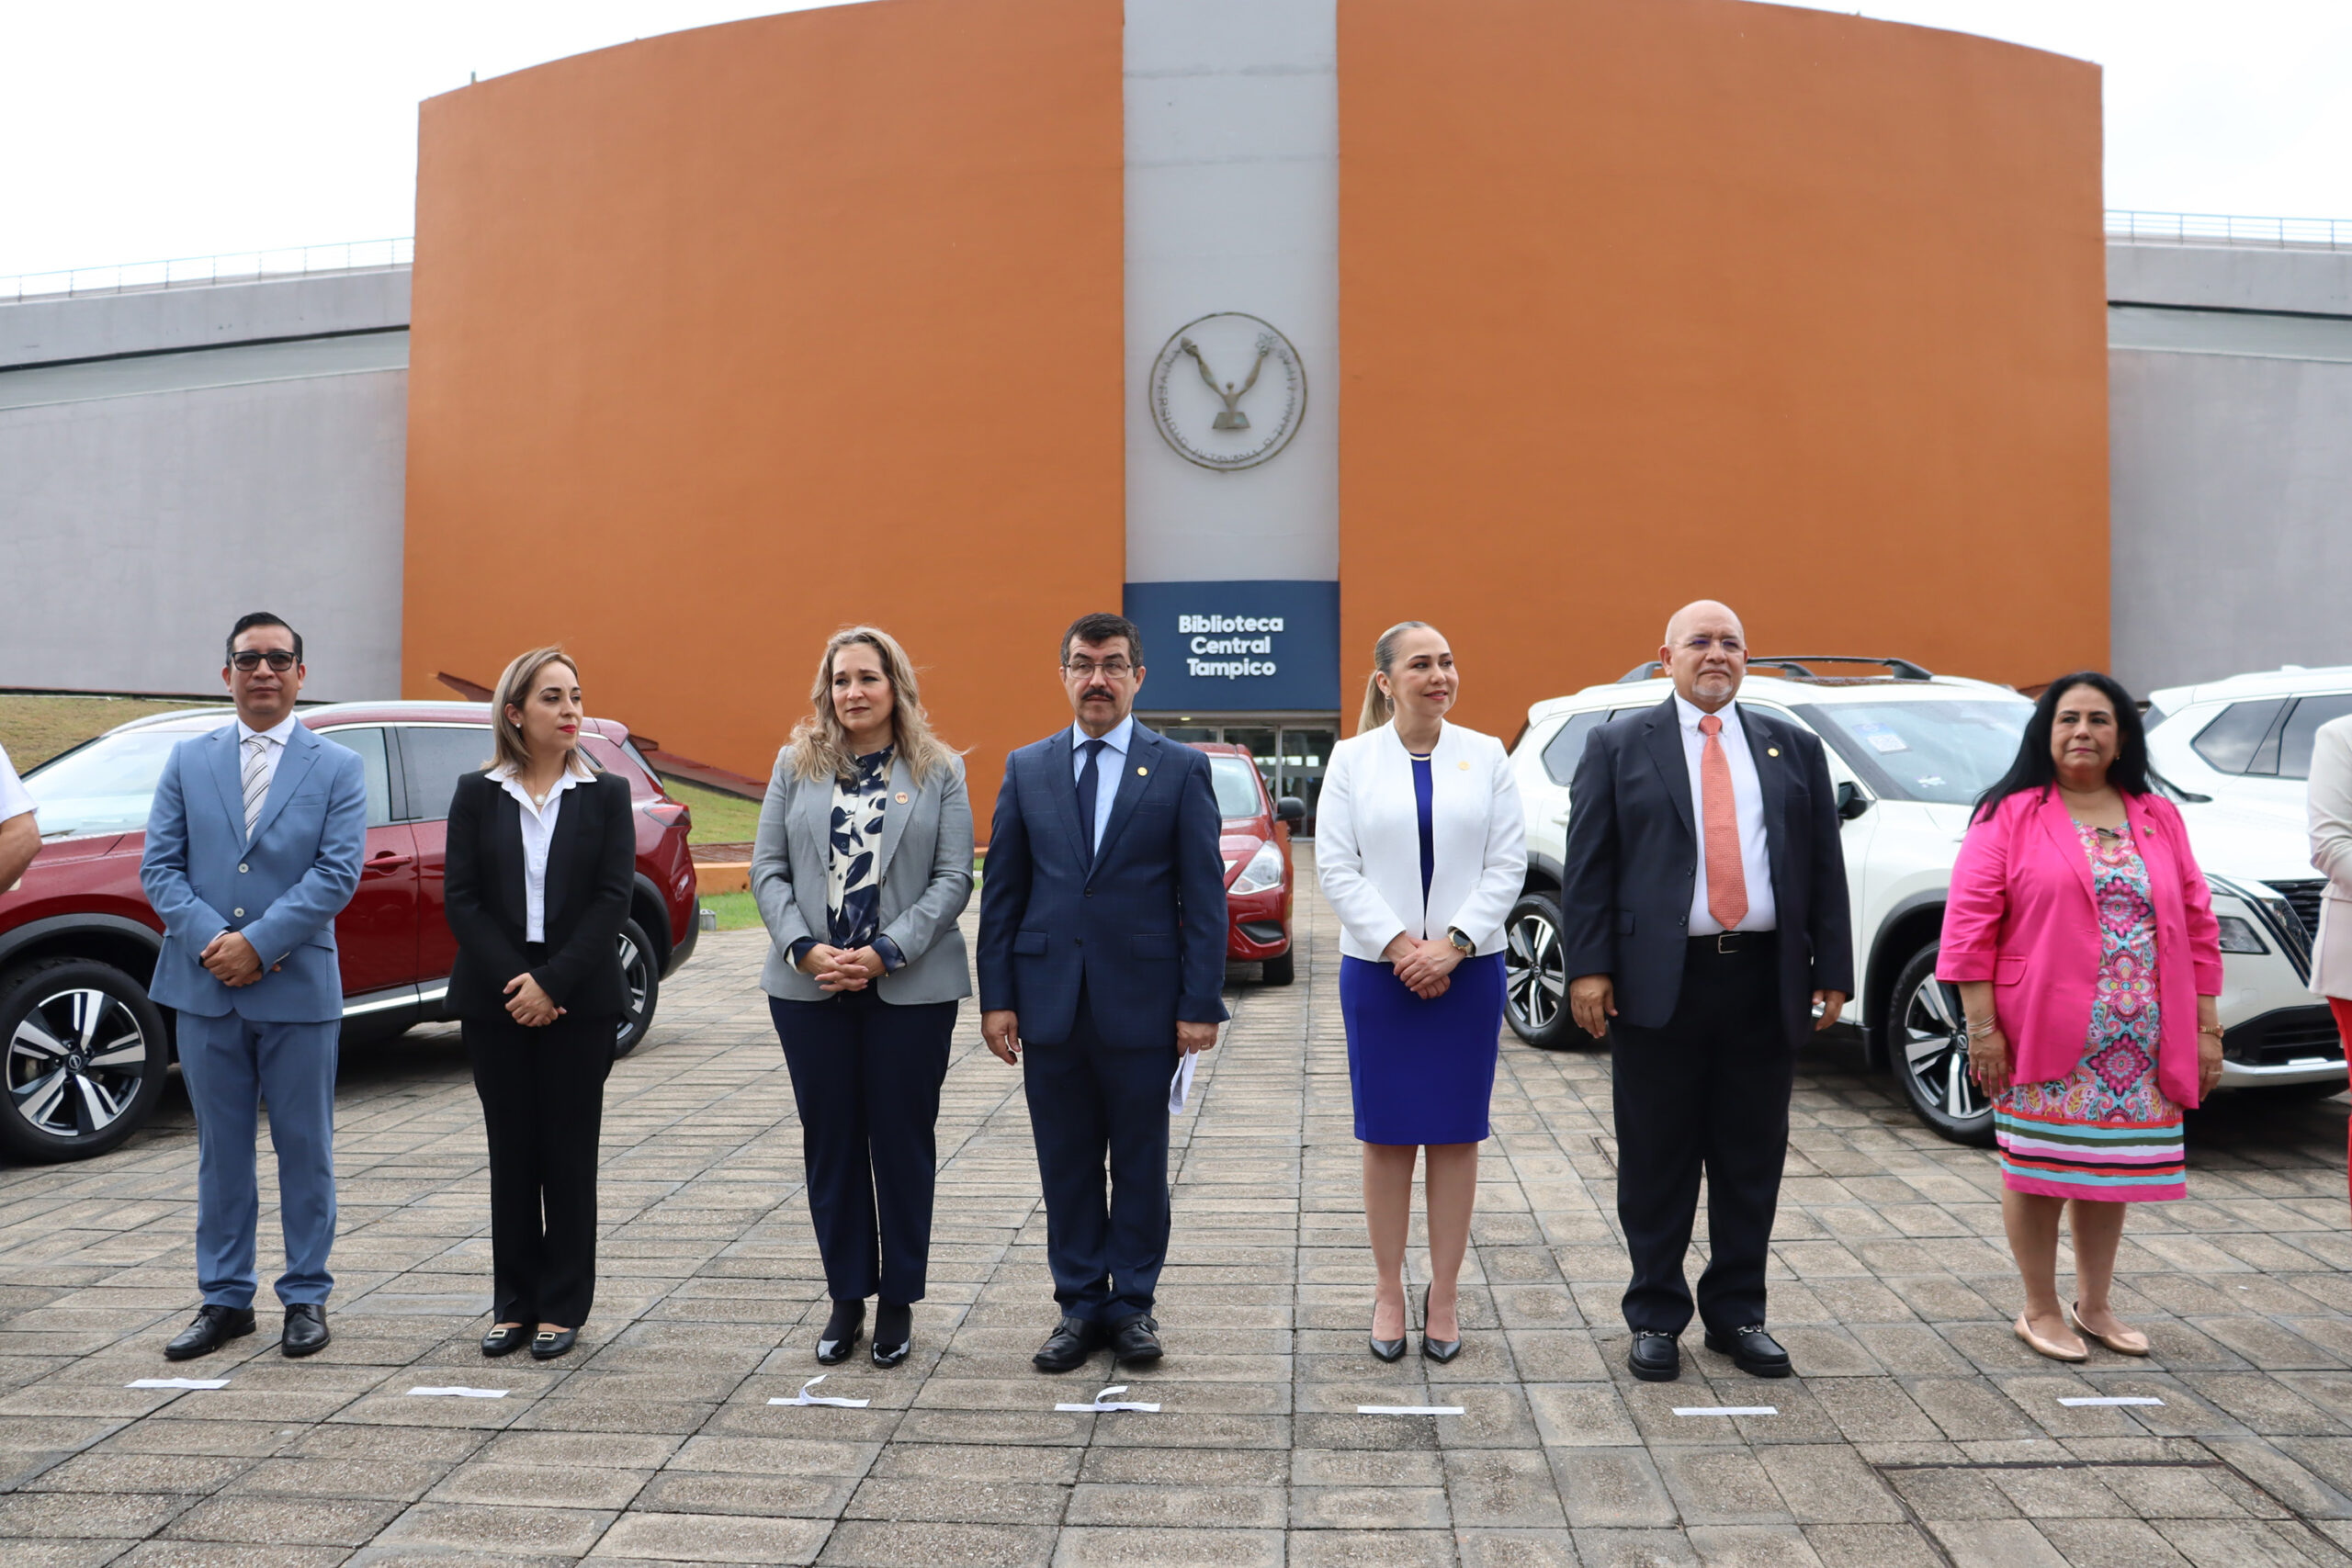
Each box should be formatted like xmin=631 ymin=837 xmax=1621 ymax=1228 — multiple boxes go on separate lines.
xmin=1994 ymin=1053 xmax=2185 ymax=1202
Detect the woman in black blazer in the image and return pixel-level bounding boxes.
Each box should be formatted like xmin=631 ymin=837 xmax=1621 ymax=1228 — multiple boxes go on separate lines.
xmin=443 ymin=645 xmax=636 ymax=1362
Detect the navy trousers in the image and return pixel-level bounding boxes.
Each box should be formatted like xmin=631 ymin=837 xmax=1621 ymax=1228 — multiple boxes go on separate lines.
xmin=771 ymin=991 xmax=955 ymax=1305
xmin=174 ymin=1012 xmax=340 ymax=1309
xmin=1022 ymin=985 xmax=1179 ymax=1323
xmin=1610 ymin=936 xmax=1795 ymax=1337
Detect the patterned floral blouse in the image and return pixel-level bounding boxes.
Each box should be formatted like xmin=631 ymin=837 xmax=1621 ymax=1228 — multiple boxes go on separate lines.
xmin=791 ymin=747 xmax=904 ymax=973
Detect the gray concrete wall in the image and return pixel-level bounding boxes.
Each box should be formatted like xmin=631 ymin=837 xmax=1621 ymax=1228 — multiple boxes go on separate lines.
xmin=2 ymin=268 xmax=412 ymax=369
xmin=2107 ymin=241 xmax=2352 ymax=694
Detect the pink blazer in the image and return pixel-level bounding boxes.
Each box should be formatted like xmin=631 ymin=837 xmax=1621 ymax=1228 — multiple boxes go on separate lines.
xmin=1938 ymin=788 xmax=2223 ymax=1107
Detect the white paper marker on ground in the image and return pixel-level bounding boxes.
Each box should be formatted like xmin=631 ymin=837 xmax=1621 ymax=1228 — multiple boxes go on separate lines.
xmin=407 ymin=1386 xmax=509 ymax=1398
xmin=1057 ymin=1384 xmax=1161 ymax=1413
xmin=768 ymin=1375 xmax=870 ymax=1408
xmin=127 ymin=1377 xmax=228 ymax=1390
xmin=2058 ymin=1396 xmax=2165 ymax=1406
xmin=1358 ymin=1404 xmax=1466 ymax=1416
xmin=1674 ymin=1406 xmax=1778 ymax=1416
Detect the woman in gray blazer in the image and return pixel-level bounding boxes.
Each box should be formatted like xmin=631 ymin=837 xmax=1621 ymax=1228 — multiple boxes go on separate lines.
xmin=753 ymin=626 xmax=974 ymax=1368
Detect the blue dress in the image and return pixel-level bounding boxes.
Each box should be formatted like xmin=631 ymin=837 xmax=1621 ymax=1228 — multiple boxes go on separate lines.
xmin=1339 ymin=753 xmax=1506 ymax=1145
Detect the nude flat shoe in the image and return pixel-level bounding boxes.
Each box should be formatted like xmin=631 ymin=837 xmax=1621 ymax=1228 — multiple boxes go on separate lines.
xmin=2069 ymin=1302 xmax=2151 ymax=1357
xmin=2015 ymin=1313 xmax=2088 ymax=1362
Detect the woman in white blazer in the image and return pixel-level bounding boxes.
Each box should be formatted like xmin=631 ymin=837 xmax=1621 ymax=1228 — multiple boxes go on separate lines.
xmin=2307 ymin=714 xmax=2352 ymax=1190
xmin=1317 ymin=621 xmax=1526 ymax=1364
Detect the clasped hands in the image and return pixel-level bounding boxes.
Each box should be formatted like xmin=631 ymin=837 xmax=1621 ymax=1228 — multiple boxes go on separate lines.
xmin=798 ymin=942 xmax=887 ymax=993
xmin=503 ymin=972 xmax=564 ymax=1027
xmin=1384 ymin=931 xmax=1462 ymax=999
xmin=199 ymin=931 xmax=276 ymax=988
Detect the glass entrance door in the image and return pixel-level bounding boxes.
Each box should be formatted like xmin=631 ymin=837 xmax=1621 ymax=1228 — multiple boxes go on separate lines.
xmin=1145 ymin=716 xmax=1339 ymax=836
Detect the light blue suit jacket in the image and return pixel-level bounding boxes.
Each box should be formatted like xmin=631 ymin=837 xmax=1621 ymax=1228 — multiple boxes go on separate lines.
xmin=140 ymin=721 xmax=368 ymax=1023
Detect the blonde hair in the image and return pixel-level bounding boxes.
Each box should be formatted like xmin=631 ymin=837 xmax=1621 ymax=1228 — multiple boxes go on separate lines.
xmin=787 ymin=626 xmax=958 ymax=784
xmin=488 ymin=645 xmax=597 ymax=775
xmin=1357 ymin=621 xmax=1432 ymax=735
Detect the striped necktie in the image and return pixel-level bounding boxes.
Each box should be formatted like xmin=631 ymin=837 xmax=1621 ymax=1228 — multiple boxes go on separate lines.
xmin=242 ymin=736 xmax=271 ymax=840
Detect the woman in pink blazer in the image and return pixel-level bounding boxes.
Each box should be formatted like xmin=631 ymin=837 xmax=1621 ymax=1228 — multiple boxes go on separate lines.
xmin=1940 ymin=672 xmax=2224 ymax=1363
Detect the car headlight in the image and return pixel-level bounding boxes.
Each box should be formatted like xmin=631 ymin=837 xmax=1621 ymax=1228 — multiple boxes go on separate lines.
xmin=2213 ymin=915 xmax=2269 ymax=954
xmin=1229 ymin=840 xmax=1284 ymax=895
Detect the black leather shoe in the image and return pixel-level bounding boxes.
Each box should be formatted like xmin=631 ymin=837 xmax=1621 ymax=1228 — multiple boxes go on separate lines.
xmin=1628 ymin=1330 xmax=1680 ymax=1382
xmin=164 ymin=1304 xmax=255 ymax=1361
xmin=481 ymin=1322 xmax=534 ymax=1358
xmin=871 ymin=1302 xmax=911 ymax=1369
xmin=1109 ymin=1313 xmax=1162 ymax=1367
xmin=1033 ymin=1314 xmax=1105 ymax=1373
xmin=530 ymin=1327 xmax=579 ymax=1360
xmin=816 ymin=1300 xmax=865 ymax=1366
xmin=1705 ymin=1325 xmax=1792 ymax=1378
xmin=1419 ymin=1286 xmax=1462 ymax=1364
xmin=281 ymin=1303 xmax=330 ymax=1359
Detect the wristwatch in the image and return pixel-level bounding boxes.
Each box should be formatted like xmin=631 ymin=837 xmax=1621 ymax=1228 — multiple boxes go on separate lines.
xmin=1446 ymin=927 xmax=1476 ymax=955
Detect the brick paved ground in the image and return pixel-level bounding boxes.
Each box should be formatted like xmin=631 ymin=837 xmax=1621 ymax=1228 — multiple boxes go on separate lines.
xmin=4 ymin=849 xmax=2352 ymax=1566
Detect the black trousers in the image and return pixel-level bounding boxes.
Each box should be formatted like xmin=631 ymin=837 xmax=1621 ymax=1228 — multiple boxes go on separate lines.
xmin=1611 ymin=934 xmax=1796 ymax=1337
xmin=465 ymin=1004 xmax=615 ymax=1327
xmin=1022 ymin=983 xmax=1179 ymax=1324
xmin=769 ymin=990 xmax=956 ymax=1304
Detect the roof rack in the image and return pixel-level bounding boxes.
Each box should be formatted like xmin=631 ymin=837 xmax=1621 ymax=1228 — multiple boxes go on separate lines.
xmin=1615 ymin=654 xmax=1936 ymax=684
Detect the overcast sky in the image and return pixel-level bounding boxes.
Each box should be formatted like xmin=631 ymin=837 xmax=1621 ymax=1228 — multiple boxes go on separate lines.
xmin=3 ymin=0 xmax=2346 ymax=282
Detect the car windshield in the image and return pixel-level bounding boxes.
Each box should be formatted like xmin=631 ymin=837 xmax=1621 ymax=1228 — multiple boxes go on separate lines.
xmin=1791 ymin=699 xmax=2030 ymax=806
xmin=1208 ymin=755 xmax=1263 ymax=818
xmin=21 ymin=729 xmax=193 ymax=838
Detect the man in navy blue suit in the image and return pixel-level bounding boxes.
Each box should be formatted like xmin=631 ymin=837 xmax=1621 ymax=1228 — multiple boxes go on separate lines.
xmin=979 ymin=612 xmax=1229 ymax=1372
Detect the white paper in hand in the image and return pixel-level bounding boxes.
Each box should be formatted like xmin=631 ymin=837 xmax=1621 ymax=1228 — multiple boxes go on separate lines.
xmin=1169 ymin=1053 xmax=1198 ymax=1113
xmin=767 ymin=1375 xmax=870 ymax=1408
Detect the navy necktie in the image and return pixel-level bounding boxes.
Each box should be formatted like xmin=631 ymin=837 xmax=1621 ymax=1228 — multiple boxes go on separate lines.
xmin=1075 ymin=738 xmax=1106 ymax=871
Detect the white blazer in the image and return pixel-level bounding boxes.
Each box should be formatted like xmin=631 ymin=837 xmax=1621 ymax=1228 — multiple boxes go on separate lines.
xmin=1317 ymin=720 xmax=1527 ymax=963
xmin=2307 ymin=714 xmax=2352 ymax=1000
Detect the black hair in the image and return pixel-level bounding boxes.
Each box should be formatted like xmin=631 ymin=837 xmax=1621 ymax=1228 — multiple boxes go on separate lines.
xmin=1971 ymin=670 xmax=2197 ymax=822
xmin=226 ymin=612 xmax=302 ymax=666
xmin=1061 ymin=612 xmax=1141 ymax=667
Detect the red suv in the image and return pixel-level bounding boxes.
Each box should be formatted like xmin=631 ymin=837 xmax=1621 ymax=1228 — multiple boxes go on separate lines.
xmin=0 ymin=702 xmax=703 ymax=1163
xmin=1187 ymin=742 xmax=1306 ymax=986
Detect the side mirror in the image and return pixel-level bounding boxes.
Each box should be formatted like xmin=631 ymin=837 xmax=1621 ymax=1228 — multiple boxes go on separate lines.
xmin=1275 ymin=795 xmax=1307 ymax=826
xmin=1836 ymin=781 xmax=1872 ymax=821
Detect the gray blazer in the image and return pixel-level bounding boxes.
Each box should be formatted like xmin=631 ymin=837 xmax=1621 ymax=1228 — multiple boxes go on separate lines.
xmin=752 ymin=746 xmax=975 ymax=1005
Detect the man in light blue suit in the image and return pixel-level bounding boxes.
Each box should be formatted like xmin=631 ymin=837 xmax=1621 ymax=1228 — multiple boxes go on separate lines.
xmin=141 ymin=613 xmax=367 ymax=1360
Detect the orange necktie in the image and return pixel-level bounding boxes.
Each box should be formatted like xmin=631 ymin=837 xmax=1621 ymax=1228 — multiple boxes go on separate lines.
xmin=1699 ymin=714 xmax=1748 ymax=930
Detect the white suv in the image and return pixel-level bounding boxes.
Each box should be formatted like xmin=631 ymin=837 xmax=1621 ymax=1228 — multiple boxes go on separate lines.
xmin=1504 ymin=658 xmax=2344 ymax=1145
xmin=2145 ymin=667 xmax=2352 ymax=811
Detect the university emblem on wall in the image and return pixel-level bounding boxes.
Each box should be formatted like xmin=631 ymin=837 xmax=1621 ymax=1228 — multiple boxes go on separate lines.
xmin=1149 ymin=312 xmax=1306 ymax=471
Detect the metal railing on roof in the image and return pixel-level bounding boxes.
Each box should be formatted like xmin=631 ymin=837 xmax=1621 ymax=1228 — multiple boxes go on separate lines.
xmin=2108 ymin=210 xmax=2351 ymax=252
xmin=1 ymin=237 xmax=413 ymax=305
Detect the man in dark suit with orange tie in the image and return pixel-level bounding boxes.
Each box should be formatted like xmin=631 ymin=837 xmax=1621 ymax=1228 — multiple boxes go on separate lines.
xmin=1558 ymin=601 xmax=1852 ymax=1383
xmin=978 ymin=612 xmax=1229 ymax=1373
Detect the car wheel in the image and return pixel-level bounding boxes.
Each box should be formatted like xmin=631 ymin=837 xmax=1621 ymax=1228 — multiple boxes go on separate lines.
xmin=613 ymin=919 xmax=659 ymax=1058
xmin=0 ymin=959 xmax=173 ymax=1163
xmin=1261 ymin=949 xmax=1295 ymax=987
xmin=1885 ymin=942 xmax=1995 ymax=1146
xmin=1503 ymin=893 xmax=1574 ymax=1048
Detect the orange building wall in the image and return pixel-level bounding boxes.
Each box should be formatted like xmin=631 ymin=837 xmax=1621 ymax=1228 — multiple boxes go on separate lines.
xmin=1338 ymin=0 xmax=2109 ymax=739
xmin=402 ymin=0 xmax=1124 ymax=823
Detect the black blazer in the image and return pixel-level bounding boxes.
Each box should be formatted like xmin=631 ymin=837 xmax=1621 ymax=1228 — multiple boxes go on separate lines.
xmin=1557 ymin=696 xmax=1854 ymax=1047
xmin=443 ymin=769 xmax=637 ymax=1021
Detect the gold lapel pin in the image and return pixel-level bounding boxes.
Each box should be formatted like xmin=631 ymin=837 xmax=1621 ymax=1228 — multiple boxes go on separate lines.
xmin=1768 ymin=747 xmax=1780 ymax=757
xmin=1137 ymin=766 xmax=1148 ymax=775
xmin=1458 ymin=760 xmax=1471 ymax=770
xmin=895 ymin=792 xmax=909 ymax=804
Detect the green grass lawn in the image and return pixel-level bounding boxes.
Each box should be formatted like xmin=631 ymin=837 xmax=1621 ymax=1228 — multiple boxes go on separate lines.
xmin=0 ymin=693 xmax=226 ymax=772
xmin=700 ymin=890 xmax=763 ymax=931
xmin=662 ymin=778 xmax=764 ymax=844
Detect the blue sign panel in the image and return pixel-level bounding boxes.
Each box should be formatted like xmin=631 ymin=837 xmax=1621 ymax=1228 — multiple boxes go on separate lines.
xmin=1122 ymin=580 xmax=1340 ymax=713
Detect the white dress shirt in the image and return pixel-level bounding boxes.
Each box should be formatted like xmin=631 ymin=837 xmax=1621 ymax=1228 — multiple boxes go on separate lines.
xmin=1069 ymin=715 xmax=1135 ymax=855
xmin=236 ymin=711 xmax=302 ymax=797
xmin=492 ymin=761 xmax=591 ymax=942
xmin=1674 ymin=694 xmax=1777 ymax=935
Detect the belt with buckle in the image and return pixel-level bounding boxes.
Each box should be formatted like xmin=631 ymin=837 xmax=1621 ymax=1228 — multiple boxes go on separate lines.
xmin=1693 ymin=930 xmax=1774 ymax=955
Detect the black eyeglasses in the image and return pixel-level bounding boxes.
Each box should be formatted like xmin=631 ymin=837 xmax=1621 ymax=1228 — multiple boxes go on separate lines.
xmin=231 ymin=650 xmax=298 ymax=672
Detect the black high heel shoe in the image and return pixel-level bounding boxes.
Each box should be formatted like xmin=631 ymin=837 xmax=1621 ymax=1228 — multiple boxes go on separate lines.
xmin=1420 ymin=1284 xmax=1462 ymax=1364
xmin=872 ymin=1302 xmax=912 ymax=1369
xmin=1369 ymin=1295 xmax=1408 ymax=1363
xmin=816 ymin=1300 xmax=865 ymax=1366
